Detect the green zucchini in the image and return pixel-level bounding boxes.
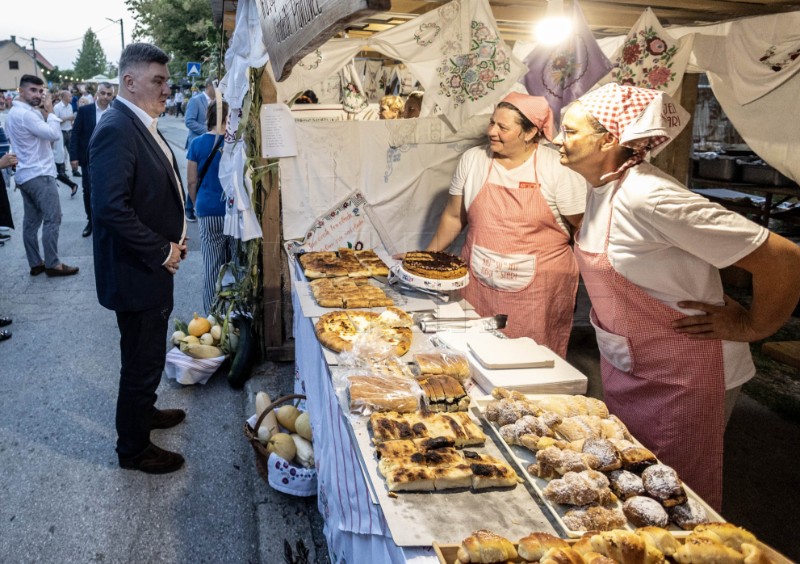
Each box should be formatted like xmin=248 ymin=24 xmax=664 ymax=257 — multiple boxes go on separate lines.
xmin=227 ymin=316 xmax=255 ymax=389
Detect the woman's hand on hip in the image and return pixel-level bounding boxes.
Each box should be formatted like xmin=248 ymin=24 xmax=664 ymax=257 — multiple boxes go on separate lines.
xmin=672 ymin=295 xmax=757 ymax=342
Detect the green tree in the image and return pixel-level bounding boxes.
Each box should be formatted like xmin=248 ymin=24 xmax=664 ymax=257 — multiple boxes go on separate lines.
xmin=126 ymin=0 xmax=218 ymax=79
xmin=73 ymin=29 xmax=108 ymax=79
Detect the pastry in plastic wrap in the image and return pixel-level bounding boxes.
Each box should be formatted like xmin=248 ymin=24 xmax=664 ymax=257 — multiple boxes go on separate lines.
xmin=348 ymin=374 xmax=421 ymax=414
xmin=414 ymin=351 xmax=471 ymax=382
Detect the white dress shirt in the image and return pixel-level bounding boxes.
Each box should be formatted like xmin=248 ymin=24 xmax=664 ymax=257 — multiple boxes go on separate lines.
xmin=54 ymin=101 xmax=74 ymax=131
xmin=4 ymin=100 xmax=62 ymax=184
xmin=95 ymin=103 xmax=109 ymax=125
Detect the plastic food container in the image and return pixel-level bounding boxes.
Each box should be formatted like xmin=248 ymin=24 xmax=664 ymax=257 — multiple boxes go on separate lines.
xmin=697 ymin=156 xmax=740 ymax=181
xmin=739 ymin=161 xmax=795 ymax=186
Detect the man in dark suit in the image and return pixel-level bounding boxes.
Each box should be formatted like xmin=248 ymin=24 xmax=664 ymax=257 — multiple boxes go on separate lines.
xmin=70 ymin=82 xmax=114 ymax=237
xmin=90 ymin=43 xmax=188 ymax=474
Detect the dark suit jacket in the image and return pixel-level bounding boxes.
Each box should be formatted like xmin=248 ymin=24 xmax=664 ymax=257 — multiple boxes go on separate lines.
xmin=69 ymin=103 xmax=97 ymax=167
xmin=90 ymin=98 xmax=185 ymax=312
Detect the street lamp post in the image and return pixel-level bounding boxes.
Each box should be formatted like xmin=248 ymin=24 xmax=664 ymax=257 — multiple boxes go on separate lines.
xmin=105 ymin=17 xmax=125 ymax=51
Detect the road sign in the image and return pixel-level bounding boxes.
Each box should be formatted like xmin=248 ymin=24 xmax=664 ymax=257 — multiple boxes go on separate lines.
xmin=187 ymin=62 xmax=202 ymax=77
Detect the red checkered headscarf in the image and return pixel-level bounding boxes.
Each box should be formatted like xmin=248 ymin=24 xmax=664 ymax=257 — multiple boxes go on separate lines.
xmin=501 ymin=92 xmax=556 ymax=141
xmin=578 ymin=83 xmax=689 ymax=178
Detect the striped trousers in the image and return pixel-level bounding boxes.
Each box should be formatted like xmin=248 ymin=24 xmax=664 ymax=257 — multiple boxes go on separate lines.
xmin=198 ymin=215 xmax=235 ymax=314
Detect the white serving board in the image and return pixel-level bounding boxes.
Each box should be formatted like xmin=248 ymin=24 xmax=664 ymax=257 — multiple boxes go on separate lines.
xmin=436 ymin=332 xmax=587 ymax=395
xmin=471 ymin=396 xmax=724 ymax=538
xmin=348 ymin=412 xmax=561 ymax=546
xmin=467 ymin=334 xmax=555 ymax=369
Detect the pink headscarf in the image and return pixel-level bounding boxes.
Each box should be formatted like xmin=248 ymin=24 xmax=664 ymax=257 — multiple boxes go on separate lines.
xmin=501 ymin=92 xmax=555 ymax=141
xmin=577 ymin=83 xmax=690 ymax=178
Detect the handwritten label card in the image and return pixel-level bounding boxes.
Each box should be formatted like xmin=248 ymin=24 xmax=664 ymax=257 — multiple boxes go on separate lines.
xmin=260 ymin=103 xmax=298 ymax=158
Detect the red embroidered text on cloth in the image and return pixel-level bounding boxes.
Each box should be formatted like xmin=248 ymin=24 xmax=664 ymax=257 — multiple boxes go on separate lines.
xmin=610 ymin=8 xmax=693 ymax=97
xmin=521 ymin=1 xmax=613 ymax=127
xmin=578 ymin=83 xmax=690 ymax=179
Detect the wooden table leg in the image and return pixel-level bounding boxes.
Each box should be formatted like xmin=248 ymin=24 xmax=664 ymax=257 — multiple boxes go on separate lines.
xmin=762 ymin=192 xmax=773 ymax=227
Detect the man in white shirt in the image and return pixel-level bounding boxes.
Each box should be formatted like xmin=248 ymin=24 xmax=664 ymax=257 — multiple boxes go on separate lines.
xmin=173 ymin=90 xmax=184 ymax=117
xmin=5 ymin=74 xmax=79 ymax=277
xmin=53 ymin=91 xmax=80 ymax=177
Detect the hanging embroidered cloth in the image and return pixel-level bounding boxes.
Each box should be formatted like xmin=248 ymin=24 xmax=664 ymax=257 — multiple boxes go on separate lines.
xmin=724 ymin=17 xmax=800 ymax=105
xmin=609 ymin=8 xmax=693 ymax=97
xmin=272 ymin=0 xmax=526 ymax=133
xmin=521 ymin=1 xmax=613 ymax=126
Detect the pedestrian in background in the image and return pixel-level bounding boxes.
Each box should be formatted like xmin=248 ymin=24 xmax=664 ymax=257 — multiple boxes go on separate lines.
xmin=70 ymin=82 xmax=114 ymax=238
xmin=53 ymin=90 xmax=80 ymax=176
xmin=5 ymin=74 xmax=78 ymax=277
xmin=184 ymin=79 xmax=216 ymax=222
xmin=90 ymin=43 xmax=187 ymax=474
xmin=174 ymin=89 xmax=184 ymax=117
xmin=187 ymin=100 xmax=233 ymax=313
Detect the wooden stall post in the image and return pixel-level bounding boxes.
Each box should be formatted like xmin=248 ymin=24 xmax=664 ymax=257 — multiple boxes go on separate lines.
xmin=258 ymin=69 xmax=294 ymax=359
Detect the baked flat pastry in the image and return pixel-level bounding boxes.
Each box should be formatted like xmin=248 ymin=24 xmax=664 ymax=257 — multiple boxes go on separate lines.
xmin=299 ymin=248 xmax=390 ymax=279
xmin=309 ymin=277 xmax=394 ymax=309
xmin=374 ymin=436 xmax=456 ymax=459
xmin=377 ymin=448 xmax=463 ymax=476
xmin=402 ymin=250 xmax=467 ymax=280
xmin=369 ymin=411 xmax=486 ymax=446
xmin=420 ymin=375 xmax=470 ymax=412
xmin=315 ymin=310 xmax=412 ymax=356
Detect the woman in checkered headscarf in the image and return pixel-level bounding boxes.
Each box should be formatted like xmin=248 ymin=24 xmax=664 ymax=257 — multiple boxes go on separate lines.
xmin=553 ymin=83 xmax=800 ymax=510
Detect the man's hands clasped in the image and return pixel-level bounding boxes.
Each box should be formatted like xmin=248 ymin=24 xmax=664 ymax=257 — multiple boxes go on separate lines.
xmin=164 ymin=241 xmax=188 ymax=275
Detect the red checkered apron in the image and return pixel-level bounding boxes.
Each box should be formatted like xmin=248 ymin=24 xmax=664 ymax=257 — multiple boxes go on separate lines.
xmin=461 ymin=149 xmax=579 ymax=358
xmin=574 ymin=181 xmax=725 ymax=510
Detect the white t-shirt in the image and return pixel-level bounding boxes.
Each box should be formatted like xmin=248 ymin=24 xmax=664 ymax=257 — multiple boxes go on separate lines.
xmin=579 ymin=162 xmax=768 ymax=389
xmin=53 ymin=101 xmax=73 ymax=131
xmin=449 ymin=144 xmax=587 ymax=233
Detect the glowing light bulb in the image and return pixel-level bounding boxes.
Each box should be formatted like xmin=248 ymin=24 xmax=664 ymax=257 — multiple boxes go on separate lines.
xmin=534 ymin=15 xmax=573 ymax=45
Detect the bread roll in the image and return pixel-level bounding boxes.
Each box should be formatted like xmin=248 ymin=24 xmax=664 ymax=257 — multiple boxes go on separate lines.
xmin=456 ymin=529 xmax=517 ymax=563
xmin=668 ymin=499 xmax=709 ymax=531
xmin=608 ymin=469 xmax=645 ymax=500
xmin=641 ymin=464 xmax=686 ymax=507
xmin=741 ymin=542 xmax=771 ymax=564
xmin=517 ymin=532 xmax=569 ymax=561
xmin=673 ymin=536 xmax=744 ymax=564
xmin=585 ymin=530 xmax=665 ymax=564
xmin=692 ymin=522 xmax=757 ymax=552
xmin=623 ymin=496 xmax=669 ymax=528
xmin=540 ymin=546 xmax=586 ymax=564
xmin=635 ymin=526 xmax=680 ymax=557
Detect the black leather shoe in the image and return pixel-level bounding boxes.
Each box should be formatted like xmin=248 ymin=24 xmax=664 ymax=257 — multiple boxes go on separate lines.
xmin=82 ymin=223 xmax=92 ymax=237
xmin=151 ymin=408 xmax=186 ymax=430
xmin=119 ymin=443 xmax=184 ymax=474
xmin=45 ymin=263 xmax=79 ymax=277
xmin=30 ymin=264 xmax=46 ymax=276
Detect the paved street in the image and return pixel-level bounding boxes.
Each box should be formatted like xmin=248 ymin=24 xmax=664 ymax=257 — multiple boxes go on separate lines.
xmin=0 ymin=112 xmax=327 ymax=563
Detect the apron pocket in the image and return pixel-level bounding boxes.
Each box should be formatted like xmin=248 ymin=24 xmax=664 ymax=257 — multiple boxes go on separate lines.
xmin=470 ymin=244 xmax=536 ymax=292
xmin=589 ymin=308 xmax=634 ymax=373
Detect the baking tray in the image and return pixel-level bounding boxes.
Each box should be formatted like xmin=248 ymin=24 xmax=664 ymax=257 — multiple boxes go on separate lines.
xmin=347 ymin=411 xmax=562 ymax=547
xmin=471 ymin=396 xmax=724 ymax=538
xmin=295 ymin=279 xmax=436 ymax=318
xmin=432 ymin=538 xmax=791 ymax=564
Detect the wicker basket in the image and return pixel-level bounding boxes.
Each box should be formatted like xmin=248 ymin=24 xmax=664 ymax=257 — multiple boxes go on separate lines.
xmin=243 ymin=393 xmax=306 ymax=482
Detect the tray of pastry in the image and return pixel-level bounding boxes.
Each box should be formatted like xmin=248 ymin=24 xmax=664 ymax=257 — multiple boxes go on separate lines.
xmin=431 ymin=523 xmax=792 ymax=564
xmin=471 ymin=391 xmax=724 ymax=538
xmin=346 ymin=408 xmax=562 ymax=547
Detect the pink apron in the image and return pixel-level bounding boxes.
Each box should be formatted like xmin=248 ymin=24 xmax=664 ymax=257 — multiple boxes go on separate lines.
xmin=461 ymin=148 xmax=579 ymax=358
xmin=573 ymin=180 xmax=725 ymax=510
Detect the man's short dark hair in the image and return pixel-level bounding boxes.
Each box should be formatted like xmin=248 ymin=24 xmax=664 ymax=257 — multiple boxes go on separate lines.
xmin=20 ymin=74 xmax=44 ymax=87
xmin=119 ymin=43 xmax=169 ymax=76
xmin=99 ymin=82 xmax=114 ymax=90
xmin=205 ymin=77 xmax=216 ymax=88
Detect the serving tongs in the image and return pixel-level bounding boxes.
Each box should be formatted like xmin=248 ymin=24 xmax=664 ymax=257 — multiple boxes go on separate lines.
xmin=418 ymin=314 xmax=508 ymax=334
xmin=378 ymin=266 xmax=453 ymax=302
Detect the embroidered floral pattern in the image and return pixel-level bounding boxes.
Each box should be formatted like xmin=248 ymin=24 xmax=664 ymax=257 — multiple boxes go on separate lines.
xmin=414 ymin=22 xmax=441 ymax=46
xmin=759 ymin=44 xmax=800 ymax=72
xmin=436 ymin=21 xmax=513 ymax=108
xmin=539 ymin=36 xmax=592 ymax=98
xmin=296 ymin=49 xmax=322 ymax=70
xmin=613 ymin=26 xmax=679 ymax=90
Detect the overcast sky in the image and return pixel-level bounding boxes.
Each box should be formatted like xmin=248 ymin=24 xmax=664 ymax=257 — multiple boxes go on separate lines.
xmin=1 ymin=0 xmax=139 ymax=70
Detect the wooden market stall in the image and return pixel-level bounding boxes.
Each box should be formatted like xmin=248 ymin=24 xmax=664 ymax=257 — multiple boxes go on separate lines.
xmin=212 ymin=1 xmax=800 ymax=561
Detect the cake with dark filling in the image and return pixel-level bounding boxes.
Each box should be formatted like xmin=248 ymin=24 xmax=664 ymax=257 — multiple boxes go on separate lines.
xmin=402 ymin=251 xmax=467 ymax=280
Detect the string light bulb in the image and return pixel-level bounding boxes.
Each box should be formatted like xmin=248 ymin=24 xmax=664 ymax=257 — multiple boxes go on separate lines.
xmin=534 ymin=0 xmax=573 ymax=45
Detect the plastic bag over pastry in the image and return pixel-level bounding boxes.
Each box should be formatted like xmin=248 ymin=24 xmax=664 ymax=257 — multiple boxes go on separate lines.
xmin=332 ymin=357 xmax=423 ymax=416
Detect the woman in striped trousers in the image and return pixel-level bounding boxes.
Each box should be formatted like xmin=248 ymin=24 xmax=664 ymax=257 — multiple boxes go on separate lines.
xmin=186 ymin=100 xmax=233 ymax=314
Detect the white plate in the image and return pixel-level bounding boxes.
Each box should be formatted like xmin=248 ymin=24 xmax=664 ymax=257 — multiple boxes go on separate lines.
xmin=393 ymin=264 xmax=469 ymax=291
xmin=471 ymin=395 xmax=724 ymax=538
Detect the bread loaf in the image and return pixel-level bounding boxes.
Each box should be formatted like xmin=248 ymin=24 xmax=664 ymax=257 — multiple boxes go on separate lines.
xmin=348 ymin=375 xmax=420 ymax=413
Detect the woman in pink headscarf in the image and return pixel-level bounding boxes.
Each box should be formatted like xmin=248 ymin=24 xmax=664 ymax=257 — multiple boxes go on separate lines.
xmin=425 ymin=92 xmax=587 ymax=357
xmin=555 ymin=83 xmax=800 ymax=510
